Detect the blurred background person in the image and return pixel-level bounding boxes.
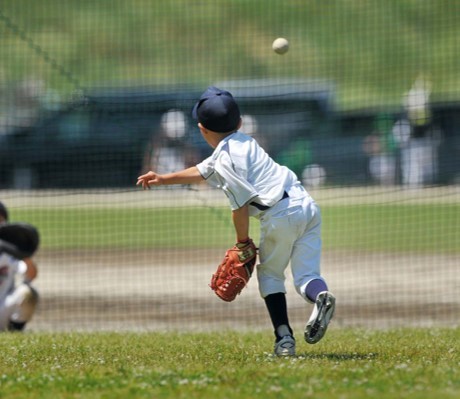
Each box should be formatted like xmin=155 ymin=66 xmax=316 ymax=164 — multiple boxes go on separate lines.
xmin=394 ymin=75 xmax=441 ymax=187
xmin=142 ymin=109 xmax=200 ymax=177
xmin=363 ymin=113 xmax=397 ymax=185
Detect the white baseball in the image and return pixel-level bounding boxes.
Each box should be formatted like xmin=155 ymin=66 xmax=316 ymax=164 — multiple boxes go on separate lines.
xmin=272 ymin=38 xmax=289 ymax=55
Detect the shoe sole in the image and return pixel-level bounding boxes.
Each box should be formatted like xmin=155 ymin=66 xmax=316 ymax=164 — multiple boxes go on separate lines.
xmin=275 ymin=348 xmax=296 ymax=357
xmin=304 ymin=292 xmax=336 ymax=344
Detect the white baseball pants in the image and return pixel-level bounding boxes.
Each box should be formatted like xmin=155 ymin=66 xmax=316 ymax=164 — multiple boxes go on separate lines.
xmin=256 ymin=186 xmax=325 ymax=302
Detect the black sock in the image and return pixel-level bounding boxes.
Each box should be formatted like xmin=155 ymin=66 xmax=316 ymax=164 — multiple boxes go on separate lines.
xmin=8 ymin=321 xmax=26 ymax=332
xmin=264 ymin=293 xmax=292 ymax=339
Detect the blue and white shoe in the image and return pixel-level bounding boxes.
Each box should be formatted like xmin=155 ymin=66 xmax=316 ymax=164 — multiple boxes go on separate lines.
xmin=304 ymin=291 xmax=336 ymax=344
xmin=274 ymin=334 xmax=296 ymax=357
xmin=274 ymin=324 xmax=296 ymax=356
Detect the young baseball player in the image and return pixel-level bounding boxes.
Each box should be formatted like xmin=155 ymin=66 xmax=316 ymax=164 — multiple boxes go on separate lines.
xmin=137 ymin=87 xmax=335 ymax=356
xmin=0 ymin=202 xmax=39 ymax=332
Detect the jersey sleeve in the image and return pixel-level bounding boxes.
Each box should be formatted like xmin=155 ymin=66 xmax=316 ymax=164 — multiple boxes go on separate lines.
xmin=196 ymin=156 xmax=214 ymax=180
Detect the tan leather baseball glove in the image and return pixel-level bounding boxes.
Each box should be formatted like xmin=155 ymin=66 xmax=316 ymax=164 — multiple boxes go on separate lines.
xmin=210 ymin=238 xmax=257 ymax=302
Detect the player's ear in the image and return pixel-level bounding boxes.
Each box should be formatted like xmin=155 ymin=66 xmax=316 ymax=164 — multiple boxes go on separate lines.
xmin=198 ymin=123 xmax=208 ymax=134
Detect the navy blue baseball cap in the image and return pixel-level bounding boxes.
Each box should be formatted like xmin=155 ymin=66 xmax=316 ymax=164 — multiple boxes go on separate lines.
xmin=192 ymin=86 xmax=241 ymax=133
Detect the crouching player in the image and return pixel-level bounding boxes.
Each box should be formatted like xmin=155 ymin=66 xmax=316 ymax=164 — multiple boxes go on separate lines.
xmin=0 ymin=202 xmax=40 ymax=332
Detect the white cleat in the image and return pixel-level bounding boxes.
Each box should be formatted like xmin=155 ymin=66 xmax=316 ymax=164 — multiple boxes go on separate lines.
xmin=304 ymin=291 xmax=336 ymax=344
xmin=274 ymin=335 xmax=296 ymax=357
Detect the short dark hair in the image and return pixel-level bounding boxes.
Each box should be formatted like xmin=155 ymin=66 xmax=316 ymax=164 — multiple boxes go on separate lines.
xmin=0 ymin=202 xmax=9 ymax=221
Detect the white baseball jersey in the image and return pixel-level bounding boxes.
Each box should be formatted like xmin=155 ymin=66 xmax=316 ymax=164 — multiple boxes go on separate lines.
xmin=196 ymin=131 xmax=325 ymax=299
xmin=0 ymin=253 xmax=27 ymax=301
xmin=196 ymin=131 xmax=299 ymax=216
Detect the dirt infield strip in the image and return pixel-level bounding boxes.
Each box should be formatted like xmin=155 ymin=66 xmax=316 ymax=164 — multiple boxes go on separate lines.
xmin=29 ymin=249 xmax=459 ymax=332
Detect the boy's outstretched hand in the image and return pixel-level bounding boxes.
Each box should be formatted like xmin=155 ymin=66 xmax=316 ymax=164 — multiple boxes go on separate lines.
xmin=137 ymin=167 xmax=203 ymax=188
xmin=136 ymin=171 xmax=163 ymax=189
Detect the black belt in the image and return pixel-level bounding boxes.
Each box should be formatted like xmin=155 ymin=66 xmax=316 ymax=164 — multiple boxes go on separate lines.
xmin=250 ymin=191 xmax=289 ymax=211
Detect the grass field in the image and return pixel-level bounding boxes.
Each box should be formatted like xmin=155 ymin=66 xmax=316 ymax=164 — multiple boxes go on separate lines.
xmin=11 ymin=203 xmax=460 ymax=253
xmin=0 ymin=329 xmax=459 ymax=399
xmin=3 ymin=189 xmax=459 ymax=396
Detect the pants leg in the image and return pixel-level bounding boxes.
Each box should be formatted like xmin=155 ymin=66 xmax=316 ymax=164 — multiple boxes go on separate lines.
xmin=257 ymin=203 xmax=302 ymax=298
xmin=257 ymin=196 xmax=324 ymax=299
xmin=290 ymin=201 xmax=325 ymax=303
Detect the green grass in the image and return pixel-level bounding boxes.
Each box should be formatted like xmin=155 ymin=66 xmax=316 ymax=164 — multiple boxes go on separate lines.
xmin=11 ymin=203 xmax=460 ymax=253
xmin=0 ymin=329 xmax=458 ymax=398
xmin=323 ymin=204 xmax=460 ymax=253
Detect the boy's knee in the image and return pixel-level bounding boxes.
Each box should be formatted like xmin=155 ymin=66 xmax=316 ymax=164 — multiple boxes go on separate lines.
xmin=258 ymin=278 xmax=286 ymax=298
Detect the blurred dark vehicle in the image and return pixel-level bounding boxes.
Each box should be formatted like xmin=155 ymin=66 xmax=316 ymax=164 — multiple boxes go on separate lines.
xmin=431 ymin=101 xmax=460 ymax=184
xmin=0 ymin=88 xmax=198 ymax=189
xmin=1 ymin=80 xmax=350 ymax=189
xmin=1 ymin=82 xmax=457 ymax=189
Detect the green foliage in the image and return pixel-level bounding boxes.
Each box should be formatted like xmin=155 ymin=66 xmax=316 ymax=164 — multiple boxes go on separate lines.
xmin=1 ymin=0 xmax=459 ymax=108
xmin=0 ymin=329 xmax=458 ymax=398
